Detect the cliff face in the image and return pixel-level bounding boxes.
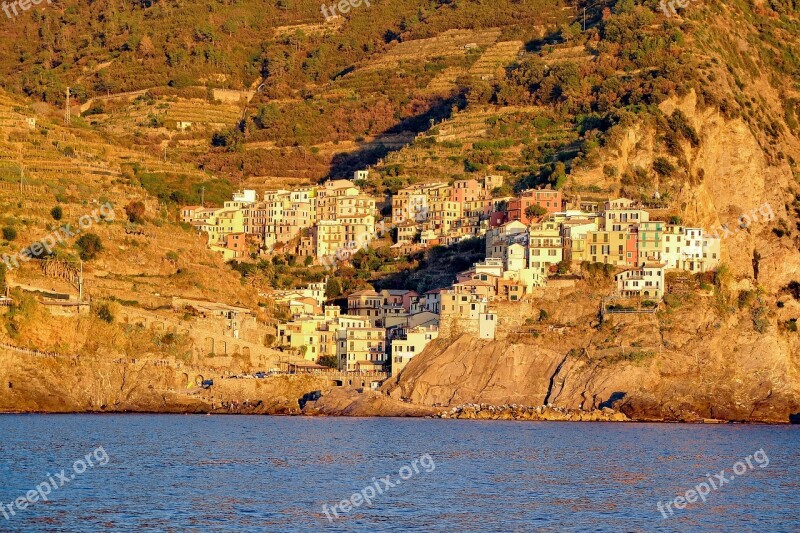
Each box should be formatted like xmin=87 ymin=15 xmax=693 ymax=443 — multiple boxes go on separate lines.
xmin=0 ymin=347 xmax=334 ymax=415
xmin=383 ymin=293 xmax=800 ymax=423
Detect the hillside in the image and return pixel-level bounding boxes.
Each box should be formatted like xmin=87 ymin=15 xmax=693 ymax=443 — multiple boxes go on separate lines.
xmin=0 ymin=0 xmax=799 ymax=419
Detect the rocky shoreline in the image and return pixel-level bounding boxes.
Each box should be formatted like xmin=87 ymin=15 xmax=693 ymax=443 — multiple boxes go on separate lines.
xmin=436 ymin=403 xmax=630 ymax=422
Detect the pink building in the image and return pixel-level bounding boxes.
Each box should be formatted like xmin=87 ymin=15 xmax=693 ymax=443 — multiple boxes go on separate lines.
xmin=452 ymin=179 xmax=482 ymax=204
xmin=225 ymin=233 xmax=247 ymax=258
xmin=507 ymin=188 xmax=564 ymax=224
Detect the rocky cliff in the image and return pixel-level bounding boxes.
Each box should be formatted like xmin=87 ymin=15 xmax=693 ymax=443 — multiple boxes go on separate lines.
xmin=382 ymin=289 xmax=800 ymax=423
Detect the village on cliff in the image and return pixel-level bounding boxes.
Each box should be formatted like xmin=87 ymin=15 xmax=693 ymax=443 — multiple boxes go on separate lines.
xmin=177 ymin=171 xmax=724 ymax=381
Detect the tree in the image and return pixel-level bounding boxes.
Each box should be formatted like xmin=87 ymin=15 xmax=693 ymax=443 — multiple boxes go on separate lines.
xmin=137 ymin=35 xmax=155 ymax=57
xmin=524 ymin=204 xmax=547 ymax=219
xmin=50 ymin=206 xmax=63 ymax=220
xmin=76 ymin=233 xmax=103 ymax=260
xmin=2 ymin=227 xmax=16 ymax=241
xmin=325 ymin=278 xmax=342 ymax=299
xmin=304 ymin=256 xmax=313 ymax=266
xmin=125 ymin=201 xmax=146 ymax=224
xmin=319 ymin=355 xmax=338 ymax=369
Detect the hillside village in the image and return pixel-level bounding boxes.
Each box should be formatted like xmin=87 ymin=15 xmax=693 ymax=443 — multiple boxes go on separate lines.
xmin=181 ymin=174 xmax=724 ymax=376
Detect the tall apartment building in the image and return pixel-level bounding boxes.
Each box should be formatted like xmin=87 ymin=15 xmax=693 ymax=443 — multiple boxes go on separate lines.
xmin=528 ymin=220 xmax=564 ymax=275
xmin=337 ymin=327 xmax=386 ymax=371
xmin=316 ymin=179 xmax=361 ymax=221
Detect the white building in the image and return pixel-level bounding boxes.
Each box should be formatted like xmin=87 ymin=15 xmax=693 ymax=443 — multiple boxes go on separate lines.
xmin=391 ymin=325 xmax=439 ymax=375
xmin=615 ymin=263 xmax=665 ymax=300
xmin=232 ymin=189 xmax=258 ymax=204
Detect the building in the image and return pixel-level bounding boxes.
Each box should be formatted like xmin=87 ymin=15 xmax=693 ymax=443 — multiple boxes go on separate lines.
xmin=337 ymin=327 xmax=386 ymax=371
xmin=392 ymin=182 xmax=452 ymax=225
xmin=391 ymin=325 xmax=439 ymax=375
xmin=602 ymin=198 xmax=649 ymax=231
xmin=507 ymin=187 xmax=563 ymax=224
xmin=439 ymin=289 xmax=497 ymax=339
xmin=180 ymin=206 xmax=205 ymax=223
xmin=316 ymin=179 xmax=361 ymax=221
xmin=347 ymin=289 xmax=384 ymax=326
xmin=528 ymin=220 xmax=564 ymax=275
xmin=615 ymin=263 xmax=665 ymax=300
xmin=486 ymin=220 xmax=528 ymax=258
xmin=637 ymin=221 xmax=664 ymax=264
xmin=582 ymin=229 xmax=630 ymax=266
xmin=680 ymin=228 xmax=721 ymax=273
xmin=209 ymin=232 xmax=247 ymax=260
xmin=316 ymin=220 xmax=345 ymax=259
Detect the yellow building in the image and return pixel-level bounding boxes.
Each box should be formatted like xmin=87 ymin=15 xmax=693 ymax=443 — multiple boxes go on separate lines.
xmin=583 ymin=230 xmax=629 ymax=266
xmin=439 ymin=289 xmax=497 ymax=339
xmin=340 ymin=214 xmax=376 ymax=248
xmin=392 ymin=182 xmax=452 ymax=224
xmin=316 ymin=179 xmax=361 ymax=221
xmin=337 ymin=327 xmax=386 ymax=371
xmin=347 ymin=289 xmax=384 ymax=326
xmin=201 ymin=208 xmax=245 ymax=245
xmin=429 ymin=199 xmax=463 ymax=234
xmin=316 ymin=220 xmax=345 ymax=259
xmin=528 ymin=220 xmax=563 ymax=275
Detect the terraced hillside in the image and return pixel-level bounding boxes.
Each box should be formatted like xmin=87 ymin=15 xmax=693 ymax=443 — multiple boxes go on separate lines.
xmin=0 ymin=88 xmax=252 ymax=306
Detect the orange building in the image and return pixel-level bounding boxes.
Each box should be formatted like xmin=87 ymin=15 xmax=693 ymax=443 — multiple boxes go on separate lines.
xmin=507 ymin=188 xmax=563 ymax=224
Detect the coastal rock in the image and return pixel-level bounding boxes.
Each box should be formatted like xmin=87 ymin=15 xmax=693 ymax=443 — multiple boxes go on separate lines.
xmin=302 ymin=387 xmax=439 ymax=417
xmin=432 ymin=403 xmax=629 ymax=422
xmin=381 ymin=292 xmax=800 ymax=424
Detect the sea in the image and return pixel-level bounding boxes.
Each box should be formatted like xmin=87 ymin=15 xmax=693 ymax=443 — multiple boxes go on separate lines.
xmin=0 ymin=415 xmax=798 ymax=532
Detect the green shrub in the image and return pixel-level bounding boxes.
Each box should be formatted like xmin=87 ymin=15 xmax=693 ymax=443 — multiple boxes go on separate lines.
xmin=50 ymin=206 xmax=63 ymax=221
xmin=2 ymin=227 xmax=16 ymax=241
xmin=75 ymin=233 xmax=103 ymax=260
xmin=96 ymin=303 xmax=114 ymax=323
xmin=319 ymin=355 xmax=338 ymax=368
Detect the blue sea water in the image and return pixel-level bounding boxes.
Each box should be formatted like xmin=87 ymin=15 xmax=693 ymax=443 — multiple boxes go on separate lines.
xmin=0 ymin=415 xmax=797 ymax=532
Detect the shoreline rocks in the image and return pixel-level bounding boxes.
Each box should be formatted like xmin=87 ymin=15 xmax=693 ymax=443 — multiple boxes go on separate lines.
xmin=435 ymin=403 xmax=630 ymax=422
